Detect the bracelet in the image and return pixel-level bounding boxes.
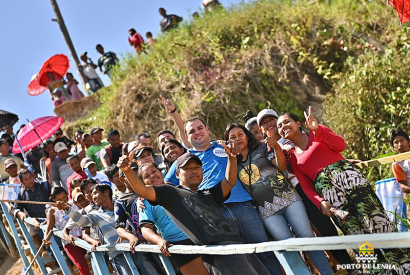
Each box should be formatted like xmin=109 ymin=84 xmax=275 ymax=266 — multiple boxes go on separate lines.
xmin=169 ymin=108 xmax=177 ymax=114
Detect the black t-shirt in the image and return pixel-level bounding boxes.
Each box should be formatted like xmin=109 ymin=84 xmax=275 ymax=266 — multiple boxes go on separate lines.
xmin=150 ymin=182 xmax=243 ymax=245
xmin=110 ymin=146 xmax=122 ymax=165
xmin=114 ymin=192 xmax=140 ymax=234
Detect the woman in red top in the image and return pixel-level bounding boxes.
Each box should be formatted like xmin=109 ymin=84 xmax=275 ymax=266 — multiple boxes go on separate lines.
xmin=277 ymin=108 xmax=410 ymax=271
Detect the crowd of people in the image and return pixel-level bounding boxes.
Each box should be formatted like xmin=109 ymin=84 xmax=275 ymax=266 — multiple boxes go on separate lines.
xmin=1 ymin=92 xmax=410 ymax=274
xmin=45 ymin=0 xmax=224 ymax=108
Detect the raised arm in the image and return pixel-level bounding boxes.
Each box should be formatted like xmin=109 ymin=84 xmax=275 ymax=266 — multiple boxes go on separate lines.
xmin=304 ymin=106 xmax=345 ymax=152
xmin=117 ymin=152 xmax=157 ymax=201
xmin=158 ymin=95 xmax=192 ymax=149
xmin=265 ymin=133 xmax=287 ymax=172
xmin=89 ymin=60 xmax=98 ymax=69
xmin=219 ymin=141 xmax=239 ymax=198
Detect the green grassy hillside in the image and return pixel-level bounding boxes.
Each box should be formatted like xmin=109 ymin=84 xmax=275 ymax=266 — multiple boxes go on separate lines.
xmin=64 ymin=0 xmax=410 ymax=181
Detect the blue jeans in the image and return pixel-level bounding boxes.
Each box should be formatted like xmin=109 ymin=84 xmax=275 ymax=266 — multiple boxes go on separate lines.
xmin=88 ymin=78 xmax=104 ymax=93
xmin=111 ymin=252 xmax=157 ymax=275
xmin=219 ymin=201 xmax=284 ymax=275
xmin=131 ymin=252 xmax=158 ymax=275
xmin=111 ymin=254 xmax=133 ymax=275
xmin=263 ymin=200 xmax=333 ymax=275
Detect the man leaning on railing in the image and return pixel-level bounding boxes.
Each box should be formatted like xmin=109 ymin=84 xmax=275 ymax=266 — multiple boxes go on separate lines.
xmin=13 ymin=168 xmax=51 ymax=252
xmin=56 ymin=183 xmax=156 ymax=275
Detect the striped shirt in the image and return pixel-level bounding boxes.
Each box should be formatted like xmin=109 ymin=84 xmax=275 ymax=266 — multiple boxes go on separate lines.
xmin=65 ymin=206 xmax=120 ymax=259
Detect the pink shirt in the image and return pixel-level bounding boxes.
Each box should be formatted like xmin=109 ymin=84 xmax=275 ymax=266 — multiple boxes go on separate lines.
xmin=290 ymin=124 xmax=346 ymax=209
xmin=66 ymin=80 xmax=85 ymax=101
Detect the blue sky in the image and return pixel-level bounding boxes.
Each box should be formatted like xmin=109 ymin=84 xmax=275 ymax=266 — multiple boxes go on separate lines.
xmin=0 ymin=0 xmax=243 ymax=135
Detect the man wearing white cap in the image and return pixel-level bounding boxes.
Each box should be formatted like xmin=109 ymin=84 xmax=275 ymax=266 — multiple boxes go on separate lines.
xmin=51 ymin=142 xmax=74 ymax=190
xmin=4 ymin=158 xmax=21 ymax=184
xmin=3 ymin=158 xmax=21 ymax=214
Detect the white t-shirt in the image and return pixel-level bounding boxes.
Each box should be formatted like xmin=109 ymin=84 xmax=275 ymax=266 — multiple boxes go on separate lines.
xmin=92 ymin=171 xmax=109 ymax=184
xmin=277 ymin=138 xmax=299 ymax=187
xmin=92 ymin=171 xmax=117 ymax=194
xmin=80 ymin=62 xmax=99 ymax=79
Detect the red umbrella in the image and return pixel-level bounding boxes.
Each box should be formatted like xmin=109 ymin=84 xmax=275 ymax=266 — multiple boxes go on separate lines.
xmin=389 ymin=0 xmax=410 ymax=23
xmin=27 ymin=74 xmax=47 ymax=96
xmin=12 ymin=116 xmax=64 ymax=153
xmin=38 ymin=54 xmax=70 ymax=87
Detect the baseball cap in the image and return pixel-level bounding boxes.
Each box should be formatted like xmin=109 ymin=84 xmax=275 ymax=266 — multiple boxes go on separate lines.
xmin=127 ymin=141 xmax=137 ymax=153
xmin=133 ymin=146 xmax=153 ymax=159
xmin=54 ymin=142 xmax=68 ymax=153
xmin=80 ymin=157 xmax=96 ymax=169
xmin=256 ymin=109 xmax=279 ymax=127
xmin=89 ymin=127 xmax=104 ymax=135
xmin=4 ymin=158 xmax=17 ymax=169
xmin=176 ymin=153 xmax=203 ymax=169
xmin=80 ymin=52 xmax=88 ymax=58
xmin=71 ymin=187 xmax=85 ymax=202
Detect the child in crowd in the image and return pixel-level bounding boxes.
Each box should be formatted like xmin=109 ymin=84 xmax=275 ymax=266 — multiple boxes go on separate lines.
xmin=128 ymin=28 xmax=146 ymax=54
xmin=52 ymin=89 xmax=65 ymax=107
xmin=44 ymin=187 xmax=89 ymax=275
xmin=146 ymin=32 xmax=157 ymax=47
xmin=65 ymin=73 xmax=85 ymax=101
xmin=391 ymin=128 xmax=410 ymax=217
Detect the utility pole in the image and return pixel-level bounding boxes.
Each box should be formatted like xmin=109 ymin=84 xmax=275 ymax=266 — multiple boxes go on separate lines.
xmin=49 ymin=0 xmax=88 ymax=92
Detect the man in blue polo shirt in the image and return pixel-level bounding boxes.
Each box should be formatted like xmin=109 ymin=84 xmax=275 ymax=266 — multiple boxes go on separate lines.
xmin=164 ymin=117 xmax=283 ymax=275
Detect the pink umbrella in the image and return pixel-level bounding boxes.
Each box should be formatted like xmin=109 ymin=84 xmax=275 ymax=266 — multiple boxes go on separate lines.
xmin=12 ymin=116 xmax=64 ymax=153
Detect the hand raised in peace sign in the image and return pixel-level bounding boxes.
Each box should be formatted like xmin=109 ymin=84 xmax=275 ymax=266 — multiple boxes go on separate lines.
xmin=304 ymin=106 xmax=319 ymax=132
xmin=158 ymin=95 xmax=176 ymax=113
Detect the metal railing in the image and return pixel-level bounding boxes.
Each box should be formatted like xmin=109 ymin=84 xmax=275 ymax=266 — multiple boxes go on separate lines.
xmin=1 ymin=152 xmax=410 ymax=274
xmin=1 ymin=201 xmax=410 ymax=275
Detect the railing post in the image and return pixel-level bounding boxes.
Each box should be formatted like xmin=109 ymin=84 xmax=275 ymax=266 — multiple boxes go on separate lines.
xmin=0 ymin=209 xmax=18 ymax=259
xmin=47 ymin=232 xmax=72 ymax=274
xmin=123 ymin=251 xmax=141 ymax=275
xmin=91 ymin=251 xmax=111 ymax=275
xmin=0 ymin=202 xmax=34 ymax=275
xmin=273 ymin=251 xmax=298 ymax=275
xmin=159 ymin=254 xmax=177 ymax=275
xmin=16 ymin=218 xmax=49 ymax=274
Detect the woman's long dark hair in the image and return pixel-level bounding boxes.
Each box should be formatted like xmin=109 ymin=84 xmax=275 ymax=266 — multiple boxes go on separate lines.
xmin=224 ymin=123 xmax=260 ymax=151
xmin=41 ymin=140 xmax=55 ymax=160
xmin=161 ymin=139 xmax=186 ymax=169
xmin=279 ymin=112 xmax=305 ymax=133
